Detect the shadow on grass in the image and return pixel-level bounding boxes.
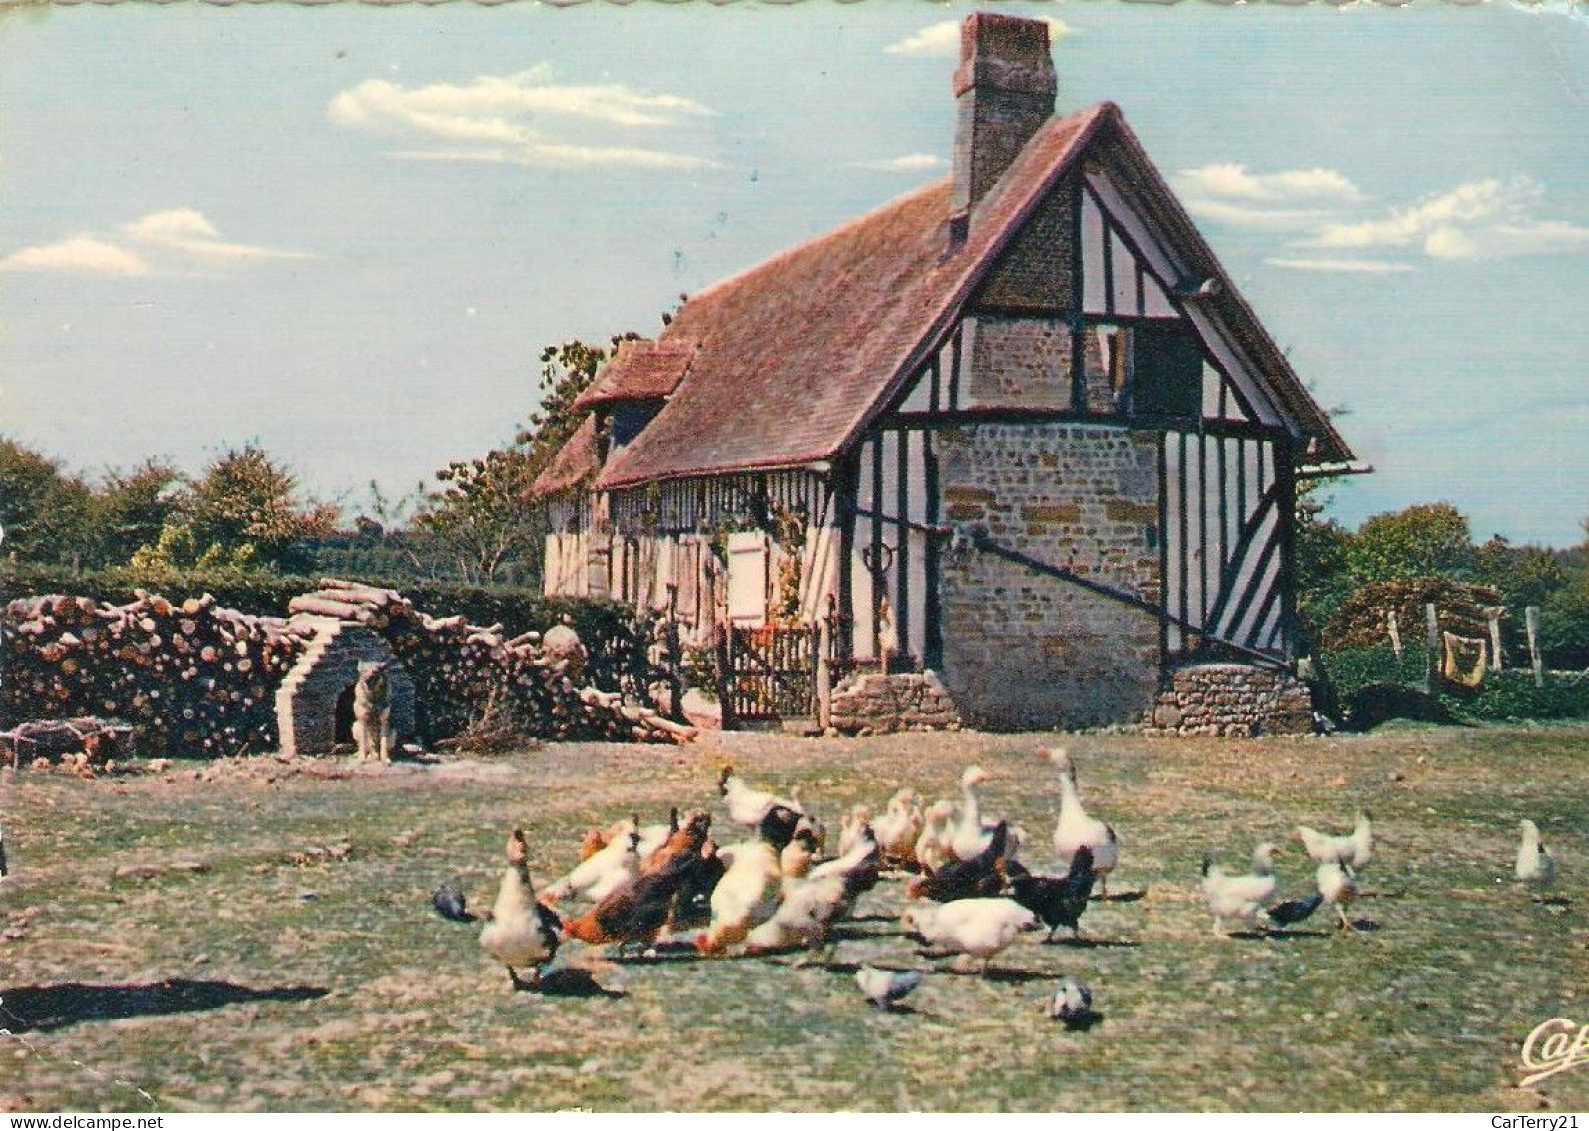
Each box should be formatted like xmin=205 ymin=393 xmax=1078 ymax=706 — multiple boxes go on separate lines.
xmin=0 ymin=980 xmax=328 ymax=1034
xmin=531 ymin=968 xmax=626 ymax=999
xmin=1057 ymin=1010 xmax=1106 ymax=1032
xmin=1092 ymin=889 xmax=1147 ymax=904
xmin=1042 ymin=935 xmax=1140 ymax=949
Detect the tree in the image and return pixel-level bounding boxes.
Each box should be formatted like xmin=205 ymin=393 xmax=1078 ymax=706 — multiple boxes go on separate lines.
xmin=0 ymin=437 xmax=94 ymax=566
xmin=166 ymin=444 xmax=338 ymax=573
xmin=1293 ymin=477 xmax=1355 ymax=647
xmin=89 ymin=458 xmax=185 ymax=567
xmin=1472 ymin=534 xmax=1568 ymax=610
xmin=1345 ymin=502 xmax=1476 ymax=585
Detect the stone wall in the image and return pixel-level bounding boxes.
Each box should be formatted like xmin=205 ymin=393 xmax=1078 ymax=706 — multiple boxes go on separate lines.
xmin=1143 ymin=663 xmax=1315 ymax=737
xmin=937 ymin=423 xmax=1162 ymax=730
xmin=827 ymin=671 xmax=962 ymax=736
xmin=274 ymin=618 xmax=416 ymax=757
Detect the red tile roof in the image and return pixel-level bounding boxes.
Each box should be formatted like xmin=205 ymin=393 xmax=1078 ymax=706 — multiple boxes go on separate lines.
xmin=529 ymin=413 xmax=601 ymax=499
xmin=580 ymin=100 xmax=1348 ymax=492
xmin=572 ymin=338 xmax=693 ymax=411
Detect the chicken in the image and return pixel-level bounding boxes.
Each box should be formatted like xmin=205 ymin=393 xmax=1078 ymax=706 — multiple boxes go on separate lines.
xmin=478 ymin=829 xmax=563 ymax=990
xmin=1316 ymin=859 xmax=1359 ymax=930
xmin=641 ymin=809 xmax=711 ymax=874
xmin=1005 ymin=845 xmax=1095 ymax=941
xmin=670 ymin=838 xmax=726 ymax=931
xmin=696 ymin=805 xmax=801 ymax=954
xmin=1200 ymin=842 xmax=1280 ymax=936
xmin=719 ymin=765 xmax=804 ymax=827
xmin=873 ymin=789 xmax=924 ymax=867
xmin=1297 ymin=811 xmax=1373 ymax=870
xmin=915 ymin=800 xmax=959 ymax=873
xmin=746 ymin=827 xmax=882 ymax=957
xmin=1516 ymin=819 xmax=1557 ymax=896
xmin=542 ymin=817 xmax=642 ymax=903
xmin=900 ymin=897 xmax=1037 ymax=974
xmin=1049 ymin=976 xmax=1094 ymax=1028
xmin=855 ymin=965 xmax=922 ymax=1010
xmin=907 ymin=821 xmax=1010 ymax=903
xmin=1048 ymin=748 xmax=1120 ymax=896
xmin=562 ymin=816 xmax=711 ymax=952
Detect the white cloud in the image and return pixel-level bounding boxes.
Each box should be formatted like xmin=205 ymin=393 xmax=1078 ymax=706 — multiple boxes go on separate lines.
xmin=1175 ymin=163 xmax=1365 ymax=231
xmin=1299 ymin=175 xmax=1589 ymax=260
xmin=1264 ymin=257 xmax=1416 ymax=274
xmin=1176 ymin=163 xmax=1366 ymax=206
xmin=848 ymin=153 xmax=948 ymax=173
xmin=329 ymin=69 xmax=719 ymax=170
xmin=883 ymin=18 xmax=1073 ymax=58
xmin=123 ymin=208 xmax=313 ymax=262
xmin=0 ymin=236 xmax=149 ymax=276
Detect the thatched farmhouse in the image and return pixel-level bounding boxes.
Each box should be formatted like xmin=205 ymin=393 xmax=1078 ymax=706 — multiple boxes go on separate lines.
xmin=533 ymin=12 xmax=1357 ymax=732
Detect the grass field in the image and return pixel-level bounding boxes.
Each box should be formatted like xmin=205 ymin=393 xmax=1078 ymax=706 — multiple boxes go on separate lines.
xmin=2 ymin=723 xmax=1585 ymax=1112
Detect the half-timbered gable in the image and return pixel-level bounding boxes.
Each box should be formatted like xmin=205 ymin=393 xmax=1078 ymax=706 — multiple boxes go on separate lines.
xmin=532 ymin=11 xmax=1357 ymax=730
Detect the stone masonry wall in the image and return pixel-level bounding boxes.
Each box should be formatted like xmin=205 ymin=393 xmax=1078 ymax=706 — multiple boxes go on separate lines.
xmin=1143 ymin=663 xmax=1315 ymax=737
xmin=828 ymin=671 xmax=963 ymax=736
xmin=938 ymin=423 xmax=1162 ymax=730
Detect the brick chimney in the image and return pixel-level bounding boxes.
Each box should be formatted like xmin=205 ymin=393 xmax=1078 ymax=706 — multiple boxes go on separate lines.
xmin=951 ymin=13 xmax=1058 ymax=220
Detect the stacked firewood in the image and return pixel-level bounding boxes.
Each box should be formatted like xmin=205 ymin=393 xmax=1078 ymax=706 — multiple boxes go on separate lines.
xmin=288 ymin=580 xmax=694 ymax=745
xmin=1 ymin=591 xmax=311 ymax=756
xmin=1 ymin=582 xmax=693 ymax=759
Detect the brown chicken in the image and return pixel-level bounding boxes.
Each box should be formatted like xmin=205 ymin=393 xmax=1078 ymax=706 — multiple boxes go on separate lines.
xmin=906 ymin=820 xmax=1010 ymax=902
xmin=562 ymin=812 xmax=712 ymax=951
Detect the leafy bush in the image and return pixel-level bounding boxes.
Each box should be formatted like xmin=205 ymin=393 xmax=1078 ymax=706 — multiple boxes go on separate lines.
xmin=1318 ymin=643 xmax=1589 ymax=727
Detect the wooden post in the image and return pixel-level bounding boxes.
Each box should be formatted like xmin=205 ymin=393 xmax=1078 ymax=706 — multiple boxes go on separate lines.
xmin=1483 ymin=606 xmax=1505 ymax=672
xmin=1387 ymin=610 xmax=1402 ymax=658
xmin=714 ymin=623 xmax=736 ymax=731
xmin=815 ymin=616 xmax=832 ymax=731
xmin=1424 ymin=603 xmax=1439 ymax=694
xmin=1526 ymin=606 xmax=1545 ymax=689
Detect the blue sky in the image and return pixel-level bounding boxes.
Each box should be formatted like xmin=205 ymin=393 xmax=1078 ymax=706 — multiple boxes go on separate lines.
xmin=2 ymin=1 xmax=1586 ymax=546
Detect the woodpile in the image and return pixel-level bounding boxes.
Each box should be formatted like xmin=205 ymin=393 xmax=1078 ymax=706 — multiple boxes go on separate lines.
xmin=1322 ymin=578 xmax=1502 ymax=652
xmin=2 ymin=591 xmax=310 ymax=757
xmin=287 ymin=580 xmax=693 ymax=745
xmin=1 ymin=581 xmax=694 ymax=759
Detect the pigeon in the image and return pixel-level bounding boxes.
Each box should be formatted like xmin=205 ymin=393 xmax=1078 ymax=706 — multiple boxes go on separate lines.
xmin=855 ymin=965 xmax=923 ymax=1010
xmin=1265 ymin=891 xmax=1324 ymax=928
xmin=432 ymin=883 xmax=472 ymax=922
xmin=1049 ymin=976 xmax=1094 ymax=1028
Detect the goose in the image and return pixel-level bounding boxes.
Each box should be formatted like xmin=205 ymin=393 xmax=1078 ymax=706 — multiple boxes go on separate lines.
xmin=915 ymin=800 xmax=959 ymax=872
xmin=1048 ymin=748 xmax=1120 ymax=896
xmin=1200 ymin=841 xmax=1280 ymax=936
xmin=872 ymin=789 xmax=925 ymax=867
xmin=479 ymin=829 xmax=563 ymax=990
xmin=950 ymin=766 xmax=1022 ymax=862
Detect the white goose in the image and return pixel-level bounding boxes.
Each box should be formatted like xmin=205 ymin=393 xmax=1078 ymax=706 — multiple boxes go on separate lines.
xmin=949 ymin=766 xmax=1023 ymax=862
xmin=1048 ymin=748 xmax=1119 ymax=896
xmin=1516 ymin=819 xmax=1557 ymax=897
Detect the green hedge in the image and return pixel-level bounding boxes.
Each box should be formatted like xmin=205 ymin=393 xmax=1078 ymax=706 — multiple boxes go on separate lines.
xmin=1319 ymin=643 xmax=1589 ymax=727
xmin=0 ymin=564 xmax=653 ymax=696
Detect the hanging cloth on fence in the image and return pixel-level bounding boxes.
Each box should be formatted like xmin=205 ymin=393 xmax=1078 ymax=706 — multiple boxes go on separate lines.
xmin=1441 ymin=631 xmax=1487 ymax=688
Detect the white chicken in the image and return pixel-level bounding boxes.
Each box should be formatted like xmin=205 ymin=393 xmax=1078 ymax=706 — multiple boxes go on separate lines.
xmin=697 ymin=835 xmax=785 ymax=955
xmin=1297 ymin=811 xmax=1374 ymax=870
xmin=1316 ymin=859 xmax=1359 ymax=931
xmin=541 ymin=819 xmax=642 ymax=903
xmin=915 ymin=800 xmax=959 ymax=873
xmin=746 ymin=829 xmax=879 ymax=957
xmin=1200 ymin=841 xmax=1280 ymax=936
xmin=478 ymin=828 xmax=562 ymax=990
xmin=873 ymin=788 xmax=925 ymax=867
xmin=900 ymin=897 xmax=1037 ymax=974
xmin=719 ymin=765 xmax=804 ymax=827
xmin=1048 ymin=748 xmax=1120 ymax=896
xmin=1516 ymin=819 xmax=1557 ymax=897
